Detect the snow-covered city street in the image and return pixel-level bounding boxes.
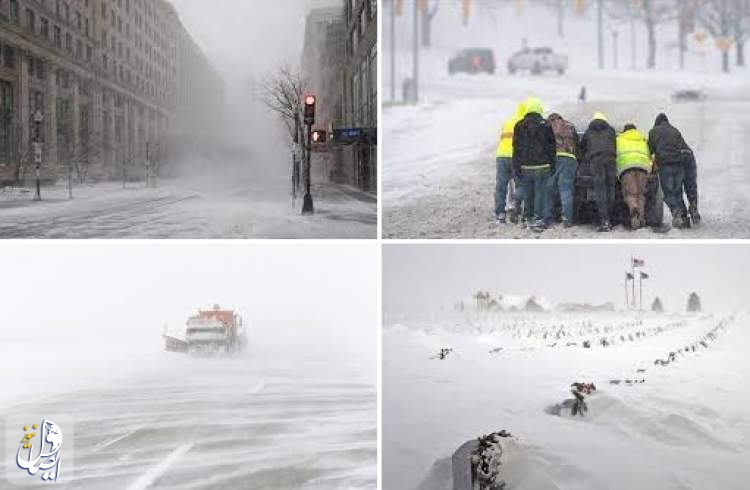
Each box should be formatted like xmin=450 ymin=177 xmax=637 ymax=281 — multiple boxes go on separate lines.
xmin=0 ymin=174 xmax=376 ymax=239
xmin=383 ymin=2 xmax=750 ymax=238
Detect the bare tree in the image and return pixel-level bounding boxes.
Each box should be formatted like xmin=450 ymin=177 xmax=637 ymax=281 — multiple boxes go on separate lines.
xmin=420 ymin=1 xmax=440 ymax=48
xmin=698 ymin=0 xmax=734 ymax=72
xmin=732 ymin=0 xmax=750 ymax=66
xmin=261 ymin=65 xmax=307 ymax=167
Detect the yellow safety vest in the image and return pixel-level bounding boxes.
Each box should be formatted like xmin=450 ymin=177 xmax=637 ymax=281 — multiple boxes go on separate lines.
xmin=495 ymin=116 xmax=519 ymax=158
xmin=616 ymin=129 xmax=652 ymax=177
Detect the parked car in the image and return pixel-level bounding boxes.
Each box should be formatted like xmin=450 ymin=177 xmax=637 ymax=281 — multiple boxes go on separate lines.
xmin=448 ymin=48 xmax=496 ymax=75
xmin=507 ymin=47 xmax=568 ymax=75
xmin=671 ymin=89 xmax=707 ymax=103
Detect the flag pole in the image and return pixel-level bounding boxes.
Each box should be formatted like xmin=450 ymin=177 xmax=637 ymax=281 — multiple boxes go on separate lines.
xmin=625 ymin=274 xmax=629 ymax=309
xmin=639 ymin=272 xmax=643 ymax=311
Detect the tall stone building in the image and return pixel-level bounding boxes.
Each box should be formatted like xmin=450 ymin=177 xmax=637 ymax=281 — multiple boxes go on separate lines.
xmin=0 ymin=0 xmax=223 ymax=184
xmin=301 ymin=0 xmax=376 ymax=192
xmin=342 ymin=0 xmax=376 ymax=191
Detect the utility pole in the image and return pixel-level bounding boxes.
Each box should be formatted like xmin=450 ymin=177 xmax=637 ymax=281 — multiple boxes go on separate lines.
xmin=630 ymin=15 xmax=637 ymax=69
xmin=613 ymin=30 xmax=619 ymax=69
xmin=412 ymin=0 xmax=419 ymax=104
xmin=391 ymin=0 xmax=396 ymax=102
xmin=597 ymin=0 xmax=604 ymax=69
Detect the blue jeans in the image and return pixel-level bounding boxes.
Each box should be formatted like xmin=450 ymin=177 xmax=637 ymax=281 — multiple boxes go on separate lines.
xmin=520 ymin=168 xmax=551 ymax=221
xmin=551 ymin=156 xmax=577 ymax=223
xmin=658 ymin=164 xmax=688 ymax=218
xmin=495 ymin=157 xmax=512 ymax=216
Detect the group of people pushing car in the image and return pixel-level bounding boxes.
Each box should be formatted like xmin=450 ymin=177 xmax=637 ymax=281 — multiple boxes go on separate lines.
xmin=494 ymin=96 xmax=699 ymax=232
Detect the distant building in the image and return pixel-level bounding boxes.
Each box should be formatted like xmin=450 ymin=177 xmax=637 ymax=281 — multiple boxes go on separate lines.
xmin=0 ymin=0 xmax=223 ymax=184
xmin=300 ymin=0 xmax=376 ymax=192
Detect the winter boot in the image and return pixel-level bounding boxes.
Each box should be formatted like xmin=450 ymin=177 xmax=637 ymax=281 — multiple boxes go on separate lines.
xmin=495 ymin=213 xmax=507 ymax=225
xmin=672 ymin=213 xmax=691 ymax=229
xmin=689 ymin=202 xmax=701 ymax=226
xmin=598 ymin=220 xmax=612 ymax=232
xmin=629 ymin=211 xmax=642 ymax=230
xmin=562 ymin=218 xmax=573 ymax=229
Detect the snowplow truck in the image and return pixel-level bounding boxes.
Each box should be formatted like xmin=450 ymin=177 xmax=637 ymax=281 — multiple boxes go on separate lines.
xmin=185 ymin=304 xmax=246 ymax=355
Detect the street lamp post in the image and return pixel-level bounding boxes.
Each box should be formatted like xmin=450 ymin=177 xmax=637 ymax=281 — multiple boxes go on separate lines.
xmin=302 ymin=95 xmax=316 ymax=215
xmin=32 ymin=110 xmax=44 ymax=201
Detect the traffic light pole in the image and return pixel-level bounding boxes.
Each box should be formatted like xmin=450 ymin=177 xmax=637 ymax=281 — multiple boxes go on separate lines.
xmin=302 ymin=123 xmax=314 ymax=214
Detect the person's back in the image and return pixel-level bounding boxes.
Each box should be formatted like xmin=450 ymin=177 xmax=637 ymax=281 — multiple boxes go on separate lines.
xmin=581 ymin=114 xmax=617 ymax=231
xmin=648 ymin=114 xmax=690 ymax=165
xmin=549 ymin=116 xmax=578 ymax=158
xmin=648 ymin=113 xmax=692 ymax=228
xmin=512 ymin=113 xmax=556 ymax=176
xmin=582 ymin=119 xmax=616 ymax=166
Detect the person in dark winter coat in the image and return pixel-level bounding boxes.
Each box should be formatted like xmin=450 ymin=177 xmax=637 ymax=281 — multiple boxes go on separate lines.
xmin=648 ymin=113 xmax=693 ymax=228
xmin=548 ymin=113 xmax=580 ymax=227
xmin=512 ymin=97 xmax=557 ymax=230
xmin=580 ymin=113 xmax=617 ymax=231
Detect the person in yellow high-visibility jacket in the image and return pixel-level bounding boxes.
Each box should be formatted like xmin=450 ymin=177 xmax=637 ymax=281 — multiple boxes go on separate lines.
xmin=494 ymin=102 xmax=527 ymax=224
xmin=616 ymin=123 xmax=653 ymax=230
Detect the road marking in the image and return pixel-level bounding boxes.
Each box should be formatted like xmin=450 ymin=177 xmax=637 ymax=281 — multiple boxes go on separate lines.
xmin=126 ymin=442 xmax=194 ymax=490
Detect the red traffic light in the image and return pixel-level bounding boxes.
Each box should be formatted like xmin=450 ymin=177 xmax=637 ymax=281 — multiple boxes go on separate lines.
xmin=312 ymin=130 xmax=327 ymax=143
xmin=303 ymin=94 xmax=316 ymax=125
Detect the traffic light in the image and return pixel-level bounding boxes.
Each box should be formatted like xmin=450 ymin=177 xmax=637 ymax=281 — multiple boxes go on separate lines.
xmin=303 ymin=95 xmax=316 ymax=126
xmin=312 ymin=130 xmax=327 ymax=143
xmin=461 ymin=0 xmax=471 ymax=25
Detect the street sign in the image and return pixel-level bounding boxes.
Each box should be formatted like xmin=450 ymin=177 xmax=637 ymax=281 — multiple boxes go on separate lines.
xmin=331 ymin=128 xmax=376 ymax=145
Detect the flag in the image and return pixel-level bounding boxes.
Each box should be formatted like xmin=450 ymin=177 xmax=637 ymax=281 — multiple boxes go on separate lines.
xmin=632 ymin=257 xmax=645 ymax=267
xmin=640 ymin=272 xmax=650 ymax=279
xmin=626 ymin=272 xmax=634 ymax=280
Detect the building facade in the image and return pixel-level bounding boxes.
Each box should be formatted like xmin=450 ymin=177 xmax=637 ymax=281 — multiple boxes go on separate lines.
xmin=343 ymin=0 xmax=376 ymax=191
xmin=301 ymin=0 xmax=376 ymax=192
xmin=0 ymin=0 xmax=223 ymax=184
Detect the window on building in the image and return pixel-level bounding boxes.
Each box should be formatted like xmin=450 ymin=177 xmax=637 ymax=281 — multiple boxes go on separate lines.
xmin=10 ymin=0 xmax=19 ymax=24
xmin=26 ymin=8 xmax=35 ymax=33
xmin=0 ymin=81 xmax=15 ymax=165
xmin=54 ymin=25 xmax=62 ymax=47
xmin=41 ymin=18 xmax=49 ymax=39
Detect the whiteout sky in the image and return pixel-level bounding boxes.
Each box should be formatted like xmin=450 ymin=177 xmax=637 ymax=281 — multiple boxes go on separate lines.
xmin=383 ymin=244 xmax=750 ymax=313
xmin=169 ymin=0 xmax=341 ymax=153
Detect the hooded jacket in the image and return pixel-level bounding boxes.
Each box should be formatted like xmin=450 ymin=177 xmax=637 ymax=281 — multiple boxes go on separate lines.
xmin=648 ymin=114 xmax=692 ymax=166
xmin=616 ymin=128 xmax=653 ymax=177
xmin=495 ymin=103 xmax=527 ymax=159
xmin=512 ymin=99 xmax=556 ymax=175
xmin=581 ymin=118 xmax=617 ymax=167
xmin=548 ymin=114 xmax=579 ymax=160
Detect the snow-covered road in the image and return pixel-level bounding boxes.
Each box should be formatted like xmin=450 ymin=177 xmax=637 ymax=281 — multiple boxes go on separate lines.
xmin=0 ymin=355 xmax=376 ymax=489
xmin=0 ymin=178 xmax=376 ymax=239
xmin=383 ymin=61 xmax=750 ymax=238
xmin=383 ymin=310 xmax=750 ymax=489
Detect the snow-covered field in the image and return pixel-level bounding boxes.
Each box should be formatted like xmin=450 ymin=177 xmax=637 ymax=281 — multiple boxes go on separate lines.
xmin=383 ymin=310 xmax=750 ymax=489
xmin=383 ymin=3 xmax=750 ymax=238
xmin=0 ymin=350 xmax=376 ymax=489
xmin=0 ymin=175 xmax=376 ymax=239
